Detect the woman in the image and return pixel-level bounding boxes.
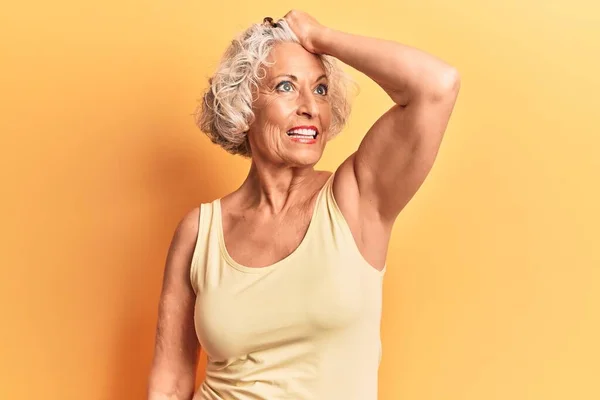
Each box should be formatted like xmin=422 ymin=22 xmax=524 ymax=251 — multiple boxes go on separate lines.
xmin=148 ymin=10 xmax=460 ymax=400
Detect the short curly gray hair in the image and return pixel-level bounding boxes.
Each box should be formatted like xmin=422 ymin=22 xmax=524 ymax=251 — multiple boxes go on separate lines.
xmin=194 ymin=18 xmax=357 ymax=158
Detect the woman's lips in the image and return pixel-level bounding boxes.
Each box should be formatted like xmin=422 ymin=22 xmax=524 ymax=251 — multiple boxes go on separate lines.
xmin=288 ymin=135 xmax=317 ymax=144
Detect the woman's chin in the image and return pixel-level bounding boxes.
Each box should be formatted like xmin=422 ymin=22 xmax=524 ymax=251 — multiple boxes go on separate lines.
xmin=281 ymin=146 xmax=323 ymax=166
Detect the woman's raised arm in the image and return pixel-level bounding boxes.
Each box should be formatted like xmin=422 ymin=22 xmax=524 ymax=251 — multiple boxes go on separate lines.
xmin=285 ymin=10 xmax=460 ymax=223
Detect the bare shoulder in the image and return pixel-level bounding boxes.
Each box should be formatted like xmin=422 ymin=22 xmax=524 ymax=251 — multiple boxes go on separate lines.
xmin=171 ymin=207 xmax=201 ymax=256
xmin=330 ymin=158 xmax=391 ymax=271
xmin=159 ymin=206 xmax=202 ymax=297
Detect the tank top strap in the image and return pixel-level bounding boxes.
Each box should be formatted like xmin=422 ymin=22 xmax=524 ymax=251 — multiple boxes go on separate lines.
xmin=319 ymin=171 xmax=354 ymax=245
xmin=190 ymin=201 xmax=216 ymax=295
xmin=319 ymin=171 xmax=387 ymax=275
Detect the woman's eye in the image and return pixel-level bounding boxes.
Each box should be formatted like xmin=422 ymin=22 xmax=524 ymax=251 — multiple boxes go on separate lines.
xmin=276 ymin=81 xmax=328 ymax=95
xmin=277 ymin=81 xmax=294 ymax=92
xmin=315 ymin=84 xmax=329 ymax=95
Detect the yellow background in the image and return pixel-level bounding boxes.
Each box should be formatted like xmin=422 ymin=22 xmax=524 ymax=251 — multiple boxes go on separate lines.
xmin=2 ymin=0 xmax=599 ymax=399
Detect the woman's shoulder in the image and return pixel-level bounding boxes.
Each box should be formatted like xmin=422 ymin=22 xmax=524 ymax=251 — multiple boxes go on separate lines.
xmin=172 ymin=206 xmax=201 ymax=251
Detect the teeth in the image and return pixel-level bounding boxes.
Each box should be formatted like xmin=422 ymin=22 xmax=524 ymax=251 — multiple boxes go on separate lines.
xmin=287 ymin=128 xmax=318 ymax=138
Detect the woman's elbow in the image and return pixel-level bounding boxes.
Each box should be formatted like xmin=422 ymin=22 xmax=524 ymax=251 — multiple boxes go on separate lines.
xmin=147 ymin=367 xmax=195 ymax=400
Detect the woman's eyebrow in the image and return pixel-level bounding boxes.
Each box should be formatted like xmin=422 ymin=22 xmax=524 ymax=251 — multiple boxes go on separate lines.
xmin=272 ymin=74 xmax=328 ymax=83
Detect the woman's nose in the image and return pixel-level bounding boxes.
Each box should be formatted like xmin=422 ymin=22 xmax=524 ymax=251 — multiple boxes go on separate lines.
xmin=296 ymin=91 xmax=319 ymax=119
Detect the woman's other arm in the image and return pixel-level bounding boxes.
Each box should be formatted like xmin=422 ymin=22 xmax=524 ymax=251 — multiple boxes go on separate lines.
xmin=148 ymin=209 xmax=201 ymax=400
xmin=288 ymin=10 xmax=460 ymax=224
xmin=321 ymin=25 xmax=460 ymax=222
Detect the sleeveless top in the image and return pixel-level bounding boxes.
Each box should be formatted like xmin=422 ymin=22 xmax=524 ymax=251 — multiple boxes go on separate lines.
xmin=190 ymin=172 xmax=386 ymax=400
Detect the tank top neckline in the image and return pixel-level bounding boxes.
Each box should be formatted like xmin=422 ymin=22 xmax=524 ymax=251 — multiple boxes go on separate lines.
xmin=215 ymin=173 xmax=335 ymax=274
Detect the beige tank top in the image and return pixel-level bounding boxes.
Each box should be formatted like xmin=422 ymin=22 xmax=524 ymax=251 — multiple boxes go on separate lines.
xmin=190 ymin=172 xmax=386 ymax=400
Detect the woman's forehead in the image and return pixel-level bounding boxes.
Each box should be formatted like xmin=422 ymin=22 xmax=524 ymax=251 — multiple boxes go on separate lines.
xmin=265 ymin=43 xmax=326 ymax=79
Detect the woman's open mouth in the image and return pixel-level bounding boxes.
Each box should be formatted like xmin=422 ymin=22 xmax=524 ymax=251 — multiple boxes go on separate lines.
xmin=286 ymin=127 xmax=318 ymax=144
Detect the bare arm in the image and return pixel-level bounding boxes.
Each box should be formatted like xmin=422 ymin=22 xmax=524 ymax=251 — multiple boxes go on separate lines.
xmin=148 ymin=209 xmax=201 ymax=400
xmin=314 ymin=23 xmax=461 ymax=223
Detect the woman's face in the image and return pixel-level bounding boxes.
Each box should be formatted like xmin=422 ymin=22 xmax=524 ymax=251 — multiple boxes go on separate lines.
xmin=248 ymin=42 xmax=332 ymax=167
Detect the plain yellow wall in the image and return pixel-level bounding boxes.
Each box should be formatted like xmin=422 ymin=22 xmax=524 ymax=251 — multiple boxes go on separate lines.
xmin=1 ymin=0 xmax=599 ymax=399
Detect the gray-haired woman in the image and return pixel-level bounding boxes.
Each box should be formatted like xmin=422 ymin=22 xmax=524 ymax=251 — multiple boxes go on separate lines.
xmin=148 ymin=10 xmax=460 ymax=400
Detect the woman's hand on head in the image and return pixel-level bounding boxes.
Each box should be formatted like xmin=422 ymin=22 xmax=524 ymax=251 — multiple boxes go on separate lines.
xmin=281 ymin=10 xmax=327 ymax=54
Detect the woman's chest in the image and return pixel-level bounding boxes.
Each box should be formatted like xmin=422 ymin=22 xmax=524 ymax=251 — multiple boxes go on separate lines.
xmin=194 ymin=257 xmax=376 ymax=361
xmin=222 ymin=211 xmax=313 ymax=268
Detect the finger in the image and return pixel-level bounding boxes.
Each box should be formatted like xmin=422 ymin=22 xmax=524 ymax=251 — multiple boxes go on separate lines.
xmin=278 ymin=15 xmax=291 ymax=29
